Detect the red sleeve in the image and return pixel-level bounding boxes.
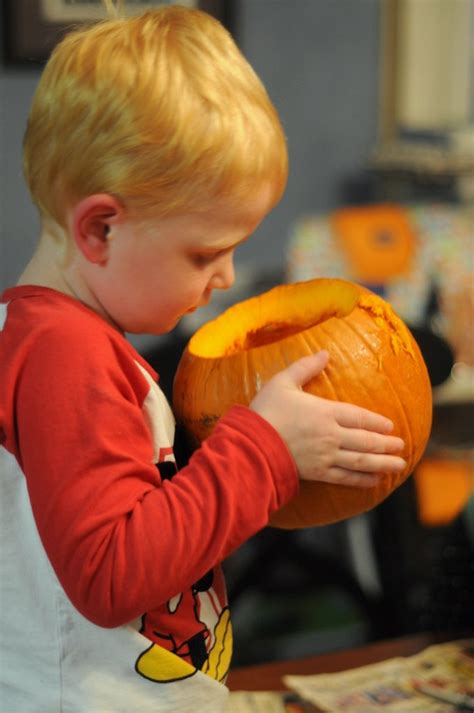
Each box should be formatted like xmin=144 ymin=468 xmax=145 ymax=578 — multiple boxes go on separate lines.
xmin=16 ymin=320 xmax=298 ymax=627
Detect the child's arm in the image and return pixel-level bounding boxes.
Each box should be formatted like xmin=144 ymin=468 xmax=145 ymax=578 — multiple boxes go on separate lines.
xmin=250 ymin=350 xmax=406 ymax=485
xmin=13 ymin=320 xmax=298 ymax=628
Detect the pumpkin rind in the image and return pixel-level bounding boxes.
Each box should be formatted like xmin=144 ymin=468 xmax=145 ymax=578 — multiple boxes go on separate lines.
xmin=173 ymin=278 xmax=432 ymax=529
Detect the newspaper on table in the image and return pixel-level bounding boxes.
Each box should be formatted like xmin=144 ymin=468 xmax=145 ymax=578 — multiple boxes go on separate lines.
xmin=226 ymin=691 xmax=287 ymax=713
xmin=226 ymin=690 xmax=316 ymax=713
xmin=283 ymin=640 xmax=474 ymax=713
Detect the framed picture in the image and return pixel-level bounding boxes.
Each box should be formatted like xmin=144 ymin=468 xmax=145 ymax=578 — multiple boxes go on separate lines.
xmin=2 ymin=0 xmax=234 ymax=65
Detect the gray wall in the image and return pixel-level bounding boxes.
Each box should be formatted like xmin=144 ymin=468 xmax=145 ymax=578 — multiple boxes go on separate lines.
xmin=236 ymin=0 xmax=380 ymax=267
xmin=0 ymin=0 xmax=380 ymax=290
xmin=0 ymin=71 xmax=41 ymax=288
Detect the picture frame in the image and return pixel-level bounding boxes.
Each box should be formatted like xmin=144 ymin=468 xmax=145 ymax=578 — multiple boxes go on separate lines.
xmin=2 ymin=0 xmax=234 ymax=66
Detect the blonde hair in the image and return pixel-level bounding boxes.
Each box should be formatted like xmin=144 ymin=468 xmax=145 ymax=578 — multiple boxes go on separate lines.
xmin=23 ymin=5 xmax=288 ymax=227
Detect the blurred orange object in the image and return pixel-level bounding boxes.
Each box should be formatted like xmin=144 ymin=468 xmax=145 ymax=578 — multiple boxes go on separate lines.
xmin=332 ymin=203 xmax=416 ymax=284
xmin=414 ymin=456 xmax=474 ymax=526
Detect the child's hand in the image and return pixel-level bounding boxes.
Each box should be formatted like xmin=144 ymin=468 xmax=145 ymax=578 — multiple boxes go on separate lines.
xmin=249 ymin=351 xmax=406 ymax=488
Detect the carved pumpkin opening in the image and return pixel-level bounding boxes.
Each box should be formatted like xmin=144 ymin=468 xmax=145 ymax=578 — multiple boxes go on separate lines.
xmin=189 ymin=279 xmax=360 ymax=357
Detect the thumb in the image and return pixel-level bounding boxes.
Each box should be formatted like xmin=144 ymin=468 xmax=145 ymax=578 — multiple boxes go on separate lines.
xmin=280 ymin=350 xmax=329 ymax=389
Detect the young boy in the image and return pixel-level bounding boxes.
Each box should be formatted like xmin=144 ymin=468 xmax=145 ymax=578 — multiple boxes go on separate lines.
xmin=0 ymin=6 xmax=406 ymax=711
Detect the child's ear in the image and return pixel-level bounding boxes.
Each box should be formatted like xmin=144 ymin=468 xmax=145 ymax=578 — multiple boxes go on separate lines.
xmin=71 ymin=194 xmax=123 ymax=265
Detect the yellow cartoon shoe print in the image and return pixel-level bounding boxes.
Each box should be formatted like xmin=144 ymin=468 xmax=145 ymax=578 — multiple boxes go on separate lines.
xmin=135 ymin=569 xmax=233 ymax=684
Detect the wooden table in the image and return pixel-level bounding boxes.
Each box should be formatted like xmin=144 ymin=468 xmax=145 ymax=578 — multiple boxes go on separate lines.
xmin=227 ymin=632 xmax=456 ymax=692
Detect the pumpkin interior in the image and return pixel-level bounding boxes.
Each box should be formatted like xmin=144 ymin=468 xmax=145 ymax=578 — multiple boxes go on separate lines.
xmin=188 ymin=280 xmax=360 ymax=358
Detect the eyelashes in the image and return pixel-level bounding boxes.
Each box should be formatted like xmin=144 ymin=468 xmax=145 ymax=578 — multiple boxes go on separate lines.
xmin=192 ymin=247 xmax=230 ymax=266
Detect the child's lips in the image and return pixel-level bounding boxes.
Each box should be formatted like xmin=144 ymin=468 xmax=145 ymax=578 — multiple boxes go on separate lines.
xmin=193 ymin=295 xmax=212 ymax=311
xmin=185 ymin=293 xmax=212 ymax=314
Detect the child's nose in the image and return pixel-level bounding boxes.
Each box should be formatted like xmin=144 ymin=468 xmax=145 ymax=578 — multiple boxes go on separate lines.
xmin=210 ymin=254 xmax=235 ymax=290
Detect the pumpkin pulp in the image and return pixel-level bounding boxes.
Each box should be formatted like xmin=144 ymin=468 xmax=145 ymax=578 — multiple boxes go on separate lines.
xmin=188 ymin=279 xmax=360 ymax=357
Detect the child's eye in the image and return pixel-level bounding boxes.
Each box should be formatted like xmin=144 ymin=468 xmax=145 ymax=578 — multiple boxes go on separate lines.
xmin=192 ymin=248 xmax=229 ymax=266
xmin=192 ymin=253 xmax=217 ymax=267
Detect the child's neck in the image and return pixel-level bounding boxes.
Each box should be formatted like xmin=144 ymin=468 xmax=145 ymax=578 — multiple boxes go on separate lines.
xmin=17 ymin=233 xmax=72 ymax=295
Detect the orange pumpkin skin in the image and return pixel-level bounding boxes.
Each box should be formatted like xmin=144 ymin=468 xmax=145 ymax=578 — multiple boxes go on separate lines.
xmin=173 ymin=278 xmax=432 ymax=529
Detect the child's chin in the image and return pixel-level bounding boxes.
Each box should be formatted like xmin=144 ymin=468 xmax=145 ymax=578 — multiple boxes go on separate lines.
xmin=126 ymin=319 xmax=175 ymax=336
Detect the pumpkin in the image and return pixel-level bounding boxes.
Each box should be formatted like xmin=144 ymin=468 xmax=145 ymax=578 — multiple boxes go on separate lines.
xmin=331 ymin=203 xmax=416 ymax=284
xmin=173 ymin=278 xmax=432 ymax=529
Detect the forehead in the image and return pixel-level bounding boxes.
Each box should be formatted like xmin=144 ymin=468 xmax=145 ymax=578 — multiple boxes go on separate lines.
xmin=141 ymin=184 xmax=275 ymax=249
xmin=202 ymin=183 xmax=276 ymax=230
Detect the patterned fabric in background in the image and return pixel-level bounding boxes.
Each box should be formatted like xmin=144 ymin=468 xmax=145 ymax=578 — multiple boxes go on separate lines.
xmin=286 ymin=203 xmax=473 ymax=365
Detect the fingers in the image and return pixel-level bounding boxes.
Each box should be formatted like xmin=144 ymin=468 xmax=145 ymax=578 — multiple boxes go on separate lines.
xmin=311 ymin=467 xmax=381 ymax=489
xmin=310 ymin=459 xmax=407 ymax=488
xmin=334 ymin=450 xmax=407 ymax=474
xmin=278 ymin=351 xmax=329 ymax=388
xmin=333 ymin=402 xmax=394 ymax=434
xmin=340 ymin=429 xmax=404 ymax=455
